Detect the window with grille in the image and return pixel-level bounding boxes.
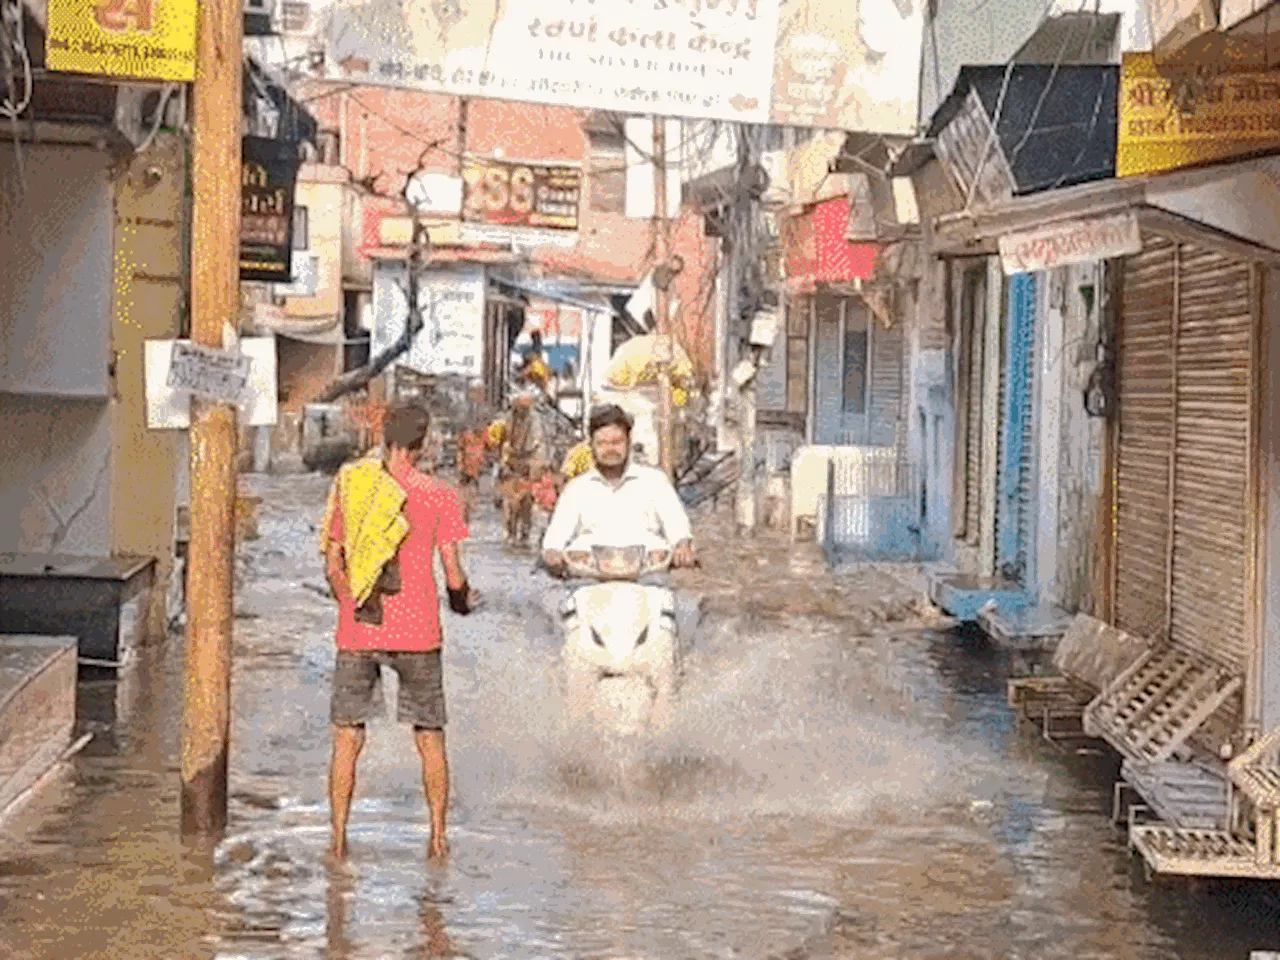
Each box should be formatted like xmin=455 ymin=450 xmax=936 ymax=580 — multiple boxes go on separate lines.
xmin=280 ymin=1 xmax=311 ymax=33
xmin=842 ymin=306 xmax=868 ymax=414
xmin=786 ymin=298 xmax=809 ymax=414
xmin=317 ymin=130 xmax=340 ymax=166
xmin=292 ymin=205 xmax=308 ymax=251
xmin=588 ymin=127 xmax=626 ymax=214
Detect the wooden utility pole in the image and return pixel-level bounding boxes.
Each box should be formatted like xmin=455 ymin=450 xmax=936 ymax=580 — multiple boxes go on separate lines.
xmin=181 ymin=0 xmax=243 ymax=837
xmin=652 ymin=117 xmax=675 ymax=480
xmin=733 ymin=123 xmax=757 ymax=533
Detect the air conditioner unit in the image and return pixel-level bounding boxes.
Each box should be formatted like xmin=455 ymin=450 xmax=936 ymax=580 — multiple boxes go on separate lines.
xmin=278 ymin=1 xmax=312 ymax=36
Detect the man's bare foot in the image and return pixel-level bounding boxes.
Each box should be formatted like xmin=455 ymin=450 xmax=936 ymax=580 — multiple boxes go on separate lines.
xmin=428 ymin=832 xmax=450 ymax=861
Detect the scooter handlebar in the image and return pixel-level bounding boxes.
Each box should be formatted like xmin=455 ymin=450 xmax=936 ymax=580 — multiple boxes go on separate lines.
xmin=560 ymin=545 xmax=672 ymax=580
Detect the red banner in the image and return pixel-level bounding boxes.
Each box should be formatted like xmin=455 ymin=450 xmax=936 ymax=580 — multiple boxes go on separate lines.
xmin=783 ymin=195 xmax=879 ymax=293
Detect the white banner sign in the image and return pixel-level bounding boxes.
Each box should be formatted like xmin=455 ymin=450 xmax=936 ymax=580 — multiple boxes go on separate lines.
xmin=998 ymin=211 xmax=1143 ymax=276
xmin=166 ymin=341 xmax=253 ymax=403
xmin=146 ymin=338 xmax=278 ymax=428
xmin=375 ymin=263 xmax=487 ymax=378
xmin=325 ymin=0 xmax=923 ymax=132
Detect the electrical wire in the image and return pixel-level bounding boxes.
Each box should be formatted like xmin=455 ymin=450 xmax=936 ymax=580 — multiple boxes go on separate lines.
xmin=961 ymin=0 xmax=1082 ymax=212
xmin=0 ymin=0 xmax=31 ymax=121
xmin=134 ymin=84 xmax=179 ymax=154
xmin=1006 ymin=0 xmax=1101 ymax=171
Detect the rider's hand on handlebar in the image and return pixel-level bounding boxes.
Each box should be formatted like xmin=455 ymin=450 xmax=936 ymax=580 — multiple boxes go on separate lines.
xmin=542 ymin=549 xmax=567 ymax=577
xmin=672 ymin=540 xmax=698 ymax=570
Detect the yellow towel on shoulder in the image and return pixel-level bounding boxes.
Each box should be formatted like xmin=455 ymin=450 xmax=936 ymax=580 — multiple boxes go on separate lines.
xmin=319 ymin=457 xmax=409 ymax=608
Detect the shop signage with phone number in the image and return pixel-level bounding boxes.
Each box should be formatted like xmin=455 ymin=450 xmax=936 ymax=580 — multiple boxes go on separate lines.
xmin=461 ymin=157 xmax=583 ymax=232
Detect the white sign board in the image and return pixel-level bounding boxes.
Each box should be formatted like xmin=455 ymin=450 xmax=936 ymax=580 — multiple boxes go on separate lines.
xmin=459 ymin=222 xmax=578 ymax=251
xmin=374 ymin=263 xmax=486 ymax=379
xmin=998 ymin=211 xmax=1143 ymax=276
xmin=324 ymin=0 xmax=923 ymax=133
xmin=166 ymin=341 xmax=253 ymax=403
xmin=749 ymin=309 xmax=780 ymax=347
xmin=146 ymin=338 xmax=278 ymax=429
xmin=274 ymin=253 xmax=320 ymax=298
xmin=328 ymin=0 xmax=782 ymax=123
xmin=406 ymin=172 xmax=463 ymax=215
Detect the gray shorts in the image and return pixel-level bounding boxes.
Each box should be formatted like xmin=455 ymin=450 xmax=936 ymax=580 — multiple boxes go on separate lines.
xmin=331 ymin=650 xmax=446 ymax=730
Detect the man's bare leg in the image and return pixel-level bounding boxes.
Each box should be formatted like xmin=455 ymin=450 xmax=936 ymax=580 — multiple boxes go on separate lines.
xmin=414 ymin=728 xmax=450 ymax=860
xmin=329 ymin=725 xmax=367 ymax=859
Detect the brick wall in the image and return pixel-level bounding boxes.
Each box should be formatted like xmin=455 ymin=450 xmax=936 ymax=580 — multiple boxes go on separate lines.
xmin=293 ymin=81 xmax=695 ymax=288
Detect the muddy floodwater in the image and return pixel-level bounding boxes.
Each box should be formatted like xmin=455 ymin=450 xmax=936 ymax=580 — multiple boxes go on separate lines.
xmin=0 ymin=473 xmax=1277 ymax=959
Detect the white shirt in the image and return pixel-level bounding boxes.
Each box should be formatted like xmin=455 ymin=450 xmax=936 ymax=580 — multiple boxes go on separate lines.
xmin=542 ymin=462 xmax=693 ymax=554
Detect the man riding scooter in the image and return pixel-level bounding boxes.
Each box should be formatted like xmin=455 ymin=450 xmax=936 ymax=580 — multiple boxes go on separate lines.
xmin=541 ymin=405 xmax=696 ymax=731
xmin=542 ymin=404 xmax=696 ymax=573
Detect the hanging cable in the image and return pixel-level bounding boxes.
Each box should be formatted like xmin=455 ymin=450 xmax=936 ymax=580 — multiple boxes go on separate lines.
xmin=134 ymin=84 xmax=179 ymax=154
xmin=0 ymin=0 xmax=31 ymax=121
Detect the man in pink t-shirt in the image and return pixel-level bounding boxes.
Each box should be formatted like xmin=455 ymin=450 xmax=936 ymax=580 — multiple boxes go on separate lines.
xmin=323 ymin=403 xmax=478 ymax=861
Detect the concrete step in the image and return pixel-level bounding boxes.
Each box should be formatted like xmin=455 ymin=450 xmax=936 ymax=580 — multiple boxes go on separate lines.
xmin=926 ymin=570 xmax=1026 ymax=623
xmin=0 ymin=635 xmax=78 ymax=817
xmin=978 ymin=600 xmax=1074 ymax=652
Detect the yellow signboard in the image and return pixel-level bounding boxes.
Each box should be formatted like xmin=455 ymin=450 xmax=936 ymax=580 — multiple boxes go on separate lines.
xmin=46 ymin=0 xmax=198 ymax=82
xmin=1119 ymin=52 xmax=1280 ymax=177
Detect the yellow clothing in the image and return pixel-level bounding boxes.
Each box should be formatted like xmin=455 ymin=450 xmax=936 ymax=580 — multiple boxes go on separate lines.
xmin=319 ymin=457 xmax=409 ymax=608
xmin=486 ymin=419 xmax=508 ymax=449
xmin=604 ymin=334 xmax=694 ymax=406
xmin=560 ymin=441 xmax=594 ymax=479
xmin=525 ymin=355 xmax=551 ymax=390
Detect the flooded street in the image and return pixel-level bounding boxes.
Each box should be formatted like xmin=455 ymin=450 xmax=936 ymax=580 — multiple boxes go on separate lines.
xmin=1 ymin=473 xmax=1277 ymax=959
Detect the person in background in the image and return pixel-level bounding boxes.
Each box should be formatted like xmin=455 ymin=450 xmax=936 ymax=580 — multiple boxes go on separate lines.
xmin=493 ymin=389 xmax=549 ymax=545
xmin=455 ymin=378 xmax=492 ymax=523
xmin=320 ymin=402 xmax=479 ymax=862
xmin=520 ymin=330 xmax=552 ymax=396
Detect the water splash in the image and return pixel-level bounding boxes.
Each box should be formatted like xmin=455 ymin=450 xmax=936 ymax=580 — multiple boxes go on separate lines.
xmin=450 ymin=612 xmax=1006 ymax=828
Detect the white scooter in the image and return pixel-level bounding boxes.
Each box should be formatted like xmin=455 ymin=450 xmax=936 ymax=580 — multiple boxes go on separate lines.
xmin=556 ymin=545 xmax=680 ymax=735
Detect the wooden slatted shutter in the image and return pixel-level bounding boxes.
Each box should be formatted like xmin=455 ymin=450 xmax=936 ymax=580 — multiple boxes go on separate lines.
xmin=1114 ymin=236 xmax=1176 ymax=641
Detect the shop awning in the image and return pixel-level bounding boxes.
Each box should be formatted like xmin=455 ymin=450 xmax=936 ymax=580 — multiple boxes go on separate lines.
xmin=363 ymin=245 xmax=526 ymax=266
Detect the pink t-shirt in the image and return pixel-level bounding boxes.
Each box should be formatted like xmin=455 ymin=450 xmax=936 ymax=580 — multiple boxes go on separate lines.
xmin=328 ymin=463 xmax=469 ymax=652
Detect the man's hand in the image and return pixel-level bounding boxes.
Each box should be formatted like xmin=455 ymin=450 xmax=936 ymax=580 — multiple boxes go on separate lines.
xmin=542 ymin=549 xmax=567 ymax=577
xmin=671 ymin=539 xmax=697 ymax=570
xmin=325 ymin=547 xmax=351 ymax=603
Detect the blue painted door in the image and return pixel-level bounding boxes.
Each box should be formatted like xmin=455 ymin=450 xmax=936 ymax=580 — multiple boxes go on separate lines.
xmin=996 ymin=273 xmax=1038 ymax=587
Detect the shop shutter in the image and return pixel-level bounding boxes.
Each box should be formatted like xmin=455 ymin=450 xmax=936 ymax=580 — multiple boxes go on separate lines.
xmin=1114 ymin=236 xmax=1176 ymax=641
xmin=869 ymin=320 xmax=904 ymax=446
xmin=995 ymin=273 xmax=1037 ymax=585
xmin=963 ymin=273 xmax=986 ymax=546
xmin=1169 ymin=244 xmax=1253 ymax=674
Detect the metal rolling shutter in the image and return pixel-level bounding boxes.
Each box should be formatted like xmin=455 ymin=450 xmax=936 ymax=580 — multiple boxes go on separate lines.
xmin=1169 ymin=244 xmax=1253 ymax=674
xmin=996 ymin=273 xmax=1037 ymax=585
xmin=869 ymin=321 xmax=904 ymax=447
xmin=963 ymin=276 xmax=985 ymax=546
xmin=1114 ymin=236 xmax=1176 ymax=641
